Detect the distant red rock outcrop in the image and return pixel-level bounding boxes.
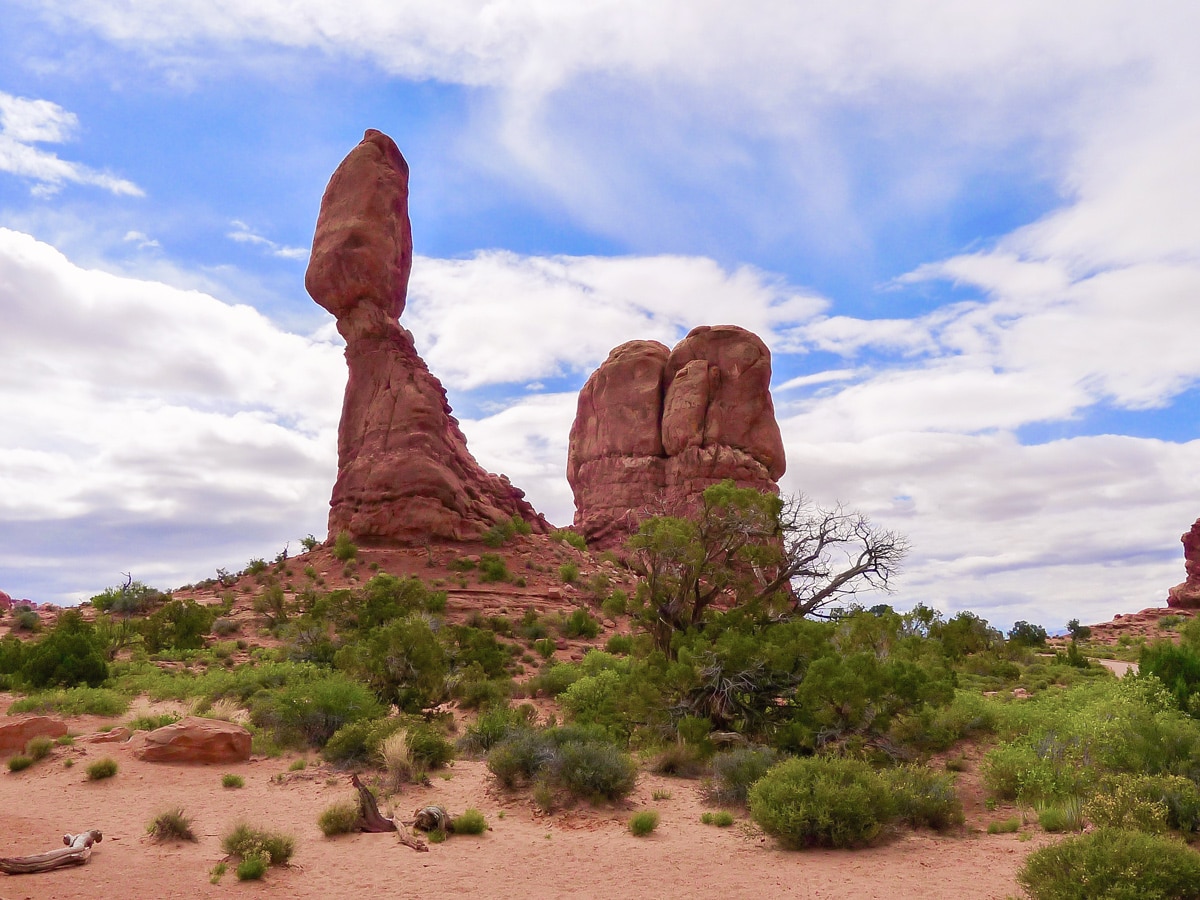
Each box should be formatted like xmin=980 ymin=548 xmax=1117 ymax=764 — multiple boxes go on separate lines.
xmin=1168 ymin=518 xmax=1200 ymax=608
xmin=139 ymin=717 xmax=251 ymax=764
xmin=568 ymin=325 xmax=786 ymax=547
xmin=306 ymin=130 xmax=547 ymax=544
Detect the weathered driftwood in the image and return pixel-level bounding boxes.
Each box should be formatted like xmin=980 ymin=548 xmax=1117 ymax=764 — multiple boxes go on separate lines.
xmin=0 ymin=830 xmax=103 ymax=875
xmin=350 ymin=775 xmax=427 ymax=852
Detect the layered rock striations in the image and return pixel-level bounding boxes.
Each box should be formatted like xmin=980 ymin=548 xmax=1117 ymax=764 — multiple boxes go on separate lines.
xmin=568 ymin=325 xmax=785 ymax=547
xmin=1168 ymin=519 xmax=1200 ymax=608
xmin=307 ymin=130 xmax=547 ymax=544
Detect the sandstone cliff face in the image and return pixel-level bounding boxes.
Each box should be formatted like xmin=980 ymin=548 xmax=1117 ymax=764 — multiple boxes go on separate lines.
xmin=1168 ymin=519 xmax=1200 ymax=608
xmin=307 ymin=130 xmax=547 ymax=544
xmin=568 ymin=325 xmax=785 ymax=547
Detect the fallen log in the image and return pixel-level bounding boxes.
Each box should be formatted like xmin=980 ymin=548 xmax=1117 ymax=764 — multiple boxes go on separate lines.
xmin=350 ymin=775 xmax=427 ymax=852
xmin=0 ymin=830 xmax=103 ymax=875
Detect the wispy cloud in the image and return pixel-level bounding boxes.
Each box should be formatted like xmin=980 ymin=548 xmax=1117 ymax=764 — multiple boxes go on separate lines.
xmin=227 ymin=220 xmax=307 ymax=260
xmin=0 ymin=91 xmax=142 ymax=196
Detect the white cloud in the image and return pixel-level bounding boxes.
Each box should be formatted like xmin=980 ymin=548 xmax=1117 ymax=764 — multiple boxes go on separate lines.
xmin=0 ymin=90 xmax=142 ymax=196
xmin=405 ymin=251 xmax=824 ymax=389
xmin=227 ymin=220 xmax=308 ymax=260
xmin=0 ymin=228 xmax=341 ymax=599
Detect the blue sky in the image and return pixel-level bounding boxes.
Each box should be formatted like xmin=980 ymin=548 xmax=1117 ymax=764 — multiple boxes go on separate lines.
xmin=2 ymin=1 xmax=1200 ymax=631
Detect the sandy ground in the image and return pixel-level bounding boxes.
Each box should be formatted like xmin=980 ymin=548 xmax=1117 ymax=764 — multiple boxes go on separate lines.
xmin=0 ymin=708 xmax=1049 ymax=900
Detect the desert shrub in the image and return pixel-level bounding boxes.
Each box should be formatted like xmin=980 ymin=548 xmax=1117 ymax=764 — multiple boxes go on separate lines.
xmin=458 ymin=704 xmax=534 ymax=755
xmin=222 ymin=774 xmax=244 ymax=788
xmin=629 ymin=810 xmax=659 ymax=836
xmin=987 ymin=817 xmax=1020 ymax=834
xmin=1008 ymin=621 xmax=1048 ymax=648
xmin=86 ymin=757 xmax=118 ymax=780
xmin=323 ymin=716 xmax=405 ymax=765
xmin=129 ymin=713 xmax=180 ymax=731
xmin=563 ymin=608 xmax=599 ymax=639
xmin=253 ymin=671 xmax=384 ymax=748
xmin=318 ymin=802 xmax=359 ymax=837
xmin=407 ymin=725 xmax=454 ymax=769
xmin=712 ymin=810 xmax=735 ymax=827
xmin=487 ymin=729 xmax=554 ymax=788
xmin=650 ymin=744 xmax=707 ymax=778
xmin=7 ymin=755 xmax=32 ymax=772
xmin=477 ymin=554 xmax=510 ymax=583
xmin=1141 ymin=640 xmax=1200 ymax=713
xmin=601 ymin=591 xmax=628 ymax=619
xmin=1018 ymin=828 xmax=1200 ymax=900
xmin=142 ymin=598 xmax=216 ymax=653
xmin=335 ymin=616 xmax=448 ymax=713
xmin=706 ymin=746 xmax=779 ymax=806
xmin=889 ymin=690 xmax=998 ymax=753
xmin=332 ymin=530 xmax=357 ymax=562
xmin=533 ymin=637 xmax=557 ymax=659
xmin=147 ymin=807 xmax=196 ymax=842
xmin=883 ymin=766 xmax=964 ymax=831
xmin=354 ymin=574 xmax=447 ymax=628
xmin=454 ymin=676 xmax=512 ymax=710
xmin=451 ymin=808 xmax=487 ymax=835
xmin=558 ymin=562 xmax=580 ymax=585
xmin=555 ymin=738 xmax=638 ymax=801
xmin=605 ymin=634 xmax=633 ymax=655
xmin=236 ymin=853 xmax=268 ymax=881
xmin=749 ymin=756 xmax=893 ymax=849
xmin=1038 ymin=797 xmax=1085 ymax=833
xmin=19 ymin=610 xmax=108 ymax=689
xmin=8 ymin=687 xmax=129 ymax=717
xmin=25 ymin=735 xmax=53 ymax=761
xmin=221 ymin=823 xmax=295 ymax=866
xmin=550 ymin=529 xmax=587 ymax=551
xmin=559 ymin=669 xmax=624 ymax=735
xmin=531 ymin=662 xmax=581 ymax=697
xmin=378 ymin=730 xmax=416 ymax=785
xmin=1084 ymin=775 xmax=1170 ymax=833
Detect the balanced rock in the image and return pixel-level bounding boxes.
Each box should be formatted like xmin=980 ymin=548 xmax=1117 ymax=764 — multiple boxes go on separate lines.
xmin=139 ymin=717 xmax=250 ymax=764
xmin=0 ymin=715 xmax=67 ymax=755
xmin=568 ymin=325 xmax=785 ymax=547
xmin=306 ymin=130 xmax=547 ymax=544
xmin=1168 ymin=519 xmax=1200 ymax=608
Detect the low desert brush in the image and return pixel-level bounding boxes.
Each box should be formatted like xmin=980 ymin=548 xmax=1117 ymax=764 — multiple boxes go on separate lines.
xmin=451 ymin=809 xmax=488 ymax=835
xmin=629 ymin=810 xmax=659 ymax=836
xmin=222 ymin=773 xmax=244 ymax=788
xmin=318 ymin=802 xmax=359 ymax=837
xmin=147 ymin=807 xmax=196 ymax=842
xmin=86 ymin=757 xmax=118 ymax=780
xmin=25 ymin=736 xmax=53 ymax=761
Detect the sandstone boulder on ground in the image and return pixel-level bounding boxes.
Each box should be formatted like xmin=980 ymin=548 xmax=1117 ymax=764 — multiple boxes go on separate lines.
xmin=306 ymin=130 xmax=547 ymax=545
xmin=138 ymin=717 xmax=251 ymax=764
xmin=568 ymin=325 xmax=786 ymax=547
xmin=0 ymin=716 xmax=67 ymax=755
xmin=1168 ymin=519 xmax=1200 ymax=608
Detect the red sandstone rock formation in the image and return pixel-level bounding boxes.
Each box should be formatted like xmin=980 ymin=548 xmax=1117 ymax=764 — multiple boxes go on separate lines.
xmin=0 ymin=716 xmax=67 ymax=755
xmin=1168 ymin=519 xmax=1200 ymax=608
xmin=307 ymin=130 xmax=547 ymax=544
xmin=568 ymin=325 xmax=785 ymax=547
xmin=138 ymin=717 xmax=251 ymax=764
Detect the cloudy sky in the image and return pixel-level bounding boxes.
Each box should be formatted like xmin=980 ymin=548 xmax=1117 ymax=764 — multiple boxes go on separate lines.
xmin=2 ymin=1 xmax=1199 ymax=631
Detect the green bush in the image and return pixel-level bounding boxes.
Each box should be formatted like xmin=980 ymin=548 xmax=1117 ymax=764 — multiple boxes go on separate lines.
xmin=335 ymin=616 xmax=448 ymax=713
xmin=601 ymin=591 xmax=628 ymax=619
xmin=1008 ymin=621 xmax=1049 ymax=647
xmin=987 ymin=817 xmax=1020 ymax=834
xmin=147 ymin=807 xmax=196 ymax=842
xmin=563 ymin=609 xmax=599 ymax=639
xmin=883 ymin=766 xmax=963 ymax=831
xmin=706 ymin=746 xmax=779 ymax=806
xmin=222 ymin=774 xmax=244 ymax=788
xmin=252 ymin=671 xmax=385 ymax=748
xmin=749 ymin=756 xmax=893 ymax=849
xmin=141 ymin=598 xmax=216 ymax=653
xmin=86 ymin=757 xmax=118 ymax=780
xmin=406 ymin=725 xmax=454 ymax=769
xmin=550 ymin=529 xmax=587 ymax=551
xmin=629 ymin=810 xmax=659 ymax=836
xmin=1038 ymin=797 xmax=1084 ymax=833
xmin=323 ymin=717 xmax=405 ymax=765
xmin=458 ymin=704 xmax=533 ymax=755
xmin=25 ymin=735 xmax=53 ymax=761
xmin=236 ymin=853 xmax=268 ymax=881
xmin=19 ymin=610 xmax=108 ymax=689
xmin=486 ymin=727 xmax=637 ymax=802
xmin=1084 ymin=776 xmax=1170 ymax=833
xmin=558 ymin=562 xmax=580 ymax=585
xmin=1018 ymin=828 xmax=1200 ymax=900
xmin=7 ymin=755 xmax=32 ymax=772
xmin=318 ymin=802 xmax=359 ymax=836
xmin=451 ymin=808 xmax=488 ymax=835
xmin=478 ymin=554 xmax=510 ymax=583
xmin=221 ymin=822 xmax=295 ymax=866
xmin=332 ymin=530 xmax=357 ymax=561
xmin=604 ymin=634 xmax=633 ymax=655
xmin=555 ymin=738 xmax=638 ymax=801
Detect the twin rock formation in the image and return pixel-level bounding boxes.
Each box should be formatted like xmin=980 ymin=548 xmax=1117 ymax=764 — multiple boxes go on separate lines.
xmin=308 ymin=131 xmax=784 ymax=547
xmin=567 ymin=328 xmax=785 ymax=547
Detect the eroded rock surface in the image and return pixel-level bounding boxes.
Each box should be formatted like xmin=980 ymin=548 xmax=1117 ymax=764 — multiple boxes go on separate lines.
xmin=139 ymin=717 xmax=251 ymax=764
xmin=1168 ymin=519 xmax=1200 ymax=608
xmin=0 ymin=716 xmax=67 ymax=755
xmin=307 ymin=130 xmax=546 ymax=544
xmin=568 ymin=325 xmax=785 ymax=547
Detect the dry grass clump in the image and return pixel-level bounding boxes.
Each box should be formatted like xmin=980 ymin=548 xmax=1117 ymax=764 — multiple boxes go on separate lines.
xmin=147 ymin=807 xmax=196 ymax=842
xmin=378 ymin=729 xmax=416 ymax=789
xmin=318 ymin=802 xmax=359 ymax=837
